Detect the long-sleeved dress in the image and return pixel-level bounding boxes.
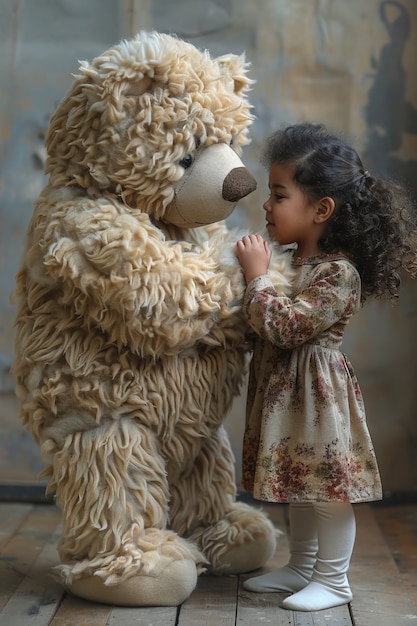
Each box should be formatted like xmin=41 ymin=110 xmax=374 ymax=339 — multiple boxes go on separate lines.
xmin=241 ymin=253 xmax=383 ymax=503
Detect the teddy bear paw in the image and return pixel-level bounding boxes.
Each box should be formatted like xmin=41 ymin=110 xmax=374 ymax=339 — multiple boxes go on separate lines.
xmin=66 ymin=558 xmax=198 ymax=607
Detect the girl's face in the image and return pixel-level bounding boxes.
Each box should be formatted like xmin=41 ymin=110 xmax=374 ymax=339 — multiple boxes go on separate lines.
xmin=263 ymin=162 xmax=320 ymax=255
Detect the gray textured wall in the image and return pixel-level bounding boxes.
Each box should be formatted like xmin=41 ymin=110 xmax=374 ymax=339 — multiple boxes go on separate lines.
xmin=1 ymin=0 xmax=416 ymax=492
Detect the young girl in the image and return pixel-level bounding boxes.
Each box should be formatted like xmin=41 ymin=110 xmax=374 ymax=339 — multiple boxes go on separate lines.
xmin=236 ymin=122 xmax=417 ymax=612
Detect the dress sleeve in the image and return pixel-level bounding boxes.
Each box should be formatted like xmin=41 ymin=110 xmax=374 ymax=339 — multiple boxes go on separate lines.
xmin=242 ymin=261 xmax=360 ymax=349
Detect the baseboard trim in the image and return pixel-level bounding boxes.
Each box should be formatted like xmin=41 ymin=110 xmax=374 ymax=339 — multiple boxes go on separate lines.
xmin=1 ymin=484 xmax=416 ymax=505
xmin=0 ymin=482 xmax=54 ymax=503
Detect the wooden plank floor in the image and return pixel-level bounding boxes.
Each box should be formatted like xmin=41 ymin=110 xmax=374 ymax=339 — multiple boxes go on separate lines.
xmin=0 ymin=501 xmax=416 ymax=625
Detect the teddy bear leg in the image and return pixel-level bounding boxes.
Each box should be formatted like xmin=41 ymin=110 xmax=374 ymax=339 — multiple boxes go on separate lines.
xmin=49 ymin=419 xmax=205 ymax=607
xmin=170 ymin=425 xmax=277 ymax=575
xmin=67 ymin=558 xmax=198 ymax=607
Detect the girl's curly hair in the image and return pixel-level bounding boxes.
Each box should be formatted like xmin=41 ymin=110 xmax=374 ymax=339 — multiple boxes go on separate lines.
xmin=262 ymin=122 xmax=417 ymax=303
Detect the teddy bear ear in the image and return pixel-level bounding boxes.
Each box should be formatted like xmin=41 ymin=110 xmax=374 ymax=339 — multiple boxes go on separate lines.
xmin=124 ymin=75 xmax=153 ymax=97
xmin=216 ymin=53 xmax=254 ymax=95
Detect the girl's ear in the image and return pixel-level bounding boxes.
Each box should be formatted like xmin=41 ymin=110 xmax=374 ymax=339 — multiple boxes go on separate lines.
xmin=314 ymin=197 xmax=335 ymax=223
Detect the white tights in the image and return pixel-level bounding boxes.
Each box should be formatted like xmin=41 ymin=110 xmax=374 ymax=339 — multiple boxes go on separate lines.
xmin=243 ymin=502 xmax=356 ymax=611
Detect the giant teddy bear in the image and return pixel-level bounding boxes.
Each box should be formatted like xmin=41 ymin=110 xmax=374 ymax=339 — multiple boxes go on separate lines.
xmin=12 ymin=31 xmax=292 ymax=606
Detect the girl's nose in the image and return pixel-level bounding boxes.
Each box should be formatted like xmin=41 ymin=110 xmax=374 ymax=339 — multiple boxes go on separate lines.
xmin=263 ymin=199 xmax=271 ymax=212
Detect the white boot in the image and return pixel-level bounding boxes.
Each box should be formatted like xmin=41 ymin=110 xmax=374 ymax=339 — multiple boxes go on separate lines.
xmin=283 ymin=502 xmax=355 ymax=611
xmin=243 ymin=503 xmax=317 ymax=593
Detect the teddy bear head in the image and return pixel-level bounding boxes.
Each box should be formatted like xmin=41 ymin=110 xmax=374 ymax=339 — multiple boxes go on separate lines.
xmin=44 ymin=31 xmax=257 ymax=228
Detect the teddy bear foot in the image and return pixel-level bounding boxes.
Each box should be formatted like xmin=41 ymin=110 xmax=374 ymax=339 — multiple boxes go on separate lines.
xmin=211 ymin=531 xmax=277 ymax=575
xmin=66 ymin=558 xmax=198 ymax=607
xmin=190 ymin=502 xmax=278 ymax=575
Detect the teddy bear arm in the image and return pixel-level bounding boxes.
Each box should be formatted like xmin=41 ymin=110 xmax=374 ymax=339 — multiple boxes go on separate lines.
xmin=42 ymin=207 xmax=242 ymax=355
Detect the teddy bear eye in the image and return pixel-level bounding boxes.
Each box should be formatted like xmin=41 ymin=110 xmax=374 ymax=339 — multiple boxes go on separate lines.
xmin=179 ymin=154 xmax=193 ymax=169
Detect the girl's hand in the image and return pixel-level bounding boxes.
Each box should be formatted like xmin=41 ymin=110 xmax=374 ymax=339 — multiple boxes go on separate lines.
xmin=236 ymin=234 xmax=272 ymax=284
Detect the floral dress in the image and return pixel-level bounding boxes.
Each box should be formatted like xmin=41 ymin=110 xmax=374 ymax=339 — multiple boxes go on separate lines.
xmin=241 ymin=253 xmax=383 ymax=504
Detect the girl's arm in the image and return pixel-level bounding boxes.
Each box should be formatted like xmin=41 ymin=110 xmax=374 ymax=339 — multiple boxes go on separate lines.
xmin=243 ymin=261 xmax=360 ymax=349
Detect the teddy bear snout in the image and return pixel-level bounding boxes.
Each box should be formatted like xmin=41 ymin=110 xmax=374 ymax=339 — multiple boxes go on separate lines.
xmin=222 ymin=167 xmax=257 ymax=202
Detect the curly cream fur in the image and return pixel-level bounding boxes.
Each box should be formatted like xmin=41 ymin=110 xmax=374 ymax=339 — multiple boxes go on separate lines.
xmin=12 ymin=32 xmax=292 ymax=603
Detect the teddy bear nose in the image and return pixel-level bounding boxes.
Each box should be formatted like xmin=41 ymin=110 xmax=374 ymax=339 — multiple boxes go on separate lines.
xmin=222 ymin=167 xmax=257 ymax=202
